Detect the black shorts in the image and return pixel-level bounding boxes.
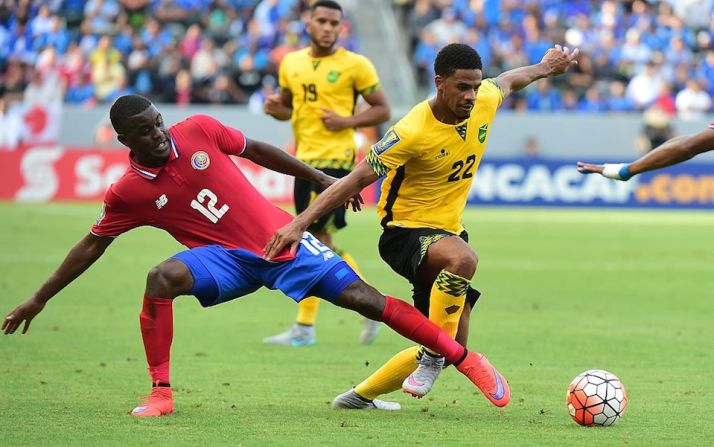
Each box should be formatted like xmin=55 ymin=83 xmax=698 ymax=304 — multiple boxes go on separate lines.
xmin=378 ymin=227 xmax=481 ymax=316
xmin=294 ymin=168 xmax=350 ymax=234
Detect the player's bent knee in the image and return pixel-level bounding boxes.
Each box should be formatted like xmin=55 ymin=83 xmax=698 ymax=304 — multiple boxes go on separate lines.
xmin=448 ymin=250 xmax=478 ymax=278
xmin=146 ymin=259 xmax=193 ymax=298
xmin=333 ymin=279 xmax=384 ymax=321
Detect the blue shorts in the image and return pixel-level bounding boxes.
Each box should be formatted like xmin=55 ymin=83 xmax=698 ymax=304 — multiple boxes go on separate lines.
xmin=171 ymin=233 xmax=359 ymax=307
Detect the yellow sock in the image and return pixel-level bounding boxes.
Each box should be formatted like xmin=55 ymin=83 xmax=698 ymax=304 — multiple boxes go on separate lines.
xmin=425 ymin=269 xmax=468 ymax=355
xmin=296 ymin=297 xmax=320 ymax=326
xmin=337 ymin=250 xmax=365 ymax=279
xmin=354 ymin=346 xmax=420 ymax=400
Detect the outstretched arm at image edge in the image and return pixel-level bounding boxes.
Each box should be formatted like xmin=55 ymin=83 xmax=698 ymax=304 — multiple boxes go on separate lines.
xmin=628 ymin=130 xmax=714 ymax=175
xmin=578 ymin=129 xmax=714 ymax=180
xmin=2 ymin=233 xmax=113 ymax=334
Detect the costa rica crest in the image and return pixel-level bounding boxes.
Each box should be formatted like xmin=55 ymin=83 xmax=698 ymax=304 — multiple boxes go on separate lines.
xmin=191 ymin=151 xmax=210 ymax=170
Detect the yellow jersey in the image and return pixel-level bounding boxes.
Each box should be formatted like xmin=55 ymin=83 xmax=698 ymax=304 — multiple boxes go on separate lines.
xmin=279 ymin=47 xmax=381 ymax=170
xmin=366 ymin=78 xmax=504 ymax=234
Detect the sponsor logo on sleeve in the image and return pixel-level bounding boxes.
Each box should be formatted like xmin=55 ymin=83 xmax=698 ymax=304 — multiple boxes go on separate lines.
xmin=373 ymin=129 xmax=401 ymax=155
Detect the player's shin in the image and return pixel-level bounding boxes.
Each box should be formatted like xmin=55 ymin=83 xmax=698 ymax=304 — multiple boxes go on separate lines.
xmin=425 ymin=270 xmax=468 ymax=353
xmin=379 ymin=296 xmax=467 ymax=365
xmin=139 ymin=296 xmax=174 ymax=385
xmin=354 ymin=346 xmax=419 ymax=400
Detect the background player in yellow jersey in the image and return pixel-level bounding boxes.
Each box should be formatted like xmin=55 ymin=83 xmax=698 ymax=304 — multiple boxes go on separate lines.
xmin=265 ymin=42 xmax=578 ymax=409
xmin=263 ymin=0 xmax=390 ymax=347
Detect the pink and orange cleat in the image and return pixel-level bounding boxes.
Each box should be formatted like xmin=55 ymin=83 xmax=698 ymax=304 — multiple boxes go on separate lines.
xmin=456 ymin=351 xmax=511 ymax=407
xmin=131 ymin=386 xmax=174 ymax=417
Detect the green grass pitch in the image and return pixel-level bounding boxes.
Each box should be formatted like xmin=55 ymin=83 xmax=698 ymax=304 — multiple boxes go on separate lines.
xmin=1 ymin=202 xmax=713 ymax=446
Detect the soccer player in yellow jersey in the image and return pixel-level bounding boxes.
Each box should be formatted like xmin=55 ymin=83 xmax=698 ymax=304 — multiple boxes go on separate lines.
xmin=263 ymin=0 xmax=390 ymax=347
xmin=265 ymin=43 xmax=578 ymax=409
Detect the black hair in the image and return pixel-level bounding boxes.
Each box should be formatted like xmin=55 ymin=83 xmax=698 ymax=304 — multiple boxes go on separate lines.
xmin=434 ymin=43 xmax=483 ymax=78
xmin=310 ymin=0 xmax=342 ymax=16
xmin=110 ymin=94 xmax=152 ymax=133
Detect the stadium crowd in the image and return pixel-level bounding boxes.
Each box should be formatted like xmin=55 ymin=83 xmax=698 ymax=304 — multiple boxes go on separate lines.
xmin=0 ymin=0 xmax=358 ymax=110
xmin=397 ymin=0 xmax=714 ymax=117
xmin=2 ymin=0 xmax=714 ymax=119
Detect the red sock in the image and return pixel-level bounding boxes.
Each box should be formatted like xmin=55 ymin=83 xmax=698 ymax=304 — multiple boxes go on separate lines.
xmin=380 ymin=296 xmax=467 ymax=365
xmin=139 ymin=296 xmax=174 ymax=385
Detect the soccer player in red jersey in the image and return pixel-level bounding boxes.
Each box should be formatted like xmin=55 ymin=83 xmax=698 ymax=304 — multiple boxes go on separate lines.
xmin=3 ymin=95 xmax=509 ymax=416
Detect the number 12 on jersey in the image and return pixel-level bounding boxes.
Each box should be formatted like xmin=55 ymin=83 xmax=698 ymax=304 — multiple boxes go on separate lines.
xmin=191 ymin=188 xmax=229 ymax=223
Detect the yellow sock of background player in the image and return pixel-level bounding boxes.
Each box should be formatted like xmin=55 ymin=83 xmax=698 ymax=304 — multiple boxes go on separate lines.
xmin=295 ymin=297 xmax=320 ymax=326
xmin=353 ymin=270 xmax=469 ymax=399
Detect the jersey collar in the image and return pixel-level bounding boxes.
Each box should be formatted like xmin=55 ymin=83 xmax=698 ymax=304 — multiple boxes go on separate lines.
xmin=128 ymin=137 xmax=180 ymax=180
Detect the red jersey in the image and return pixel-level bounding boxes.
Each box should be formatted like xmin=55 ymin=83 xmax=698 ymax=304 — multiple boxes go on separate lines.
xmin=91 ymin=114 xmax=295 ymax=261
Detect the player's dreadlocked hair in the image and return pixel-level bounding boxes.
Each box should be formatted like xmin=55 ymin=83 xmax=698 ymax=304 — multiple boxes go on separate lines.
xmin=310 ymin=0 xmax=342 ymax=16
xmin=434 ymin=43 xmax=483 ymax=78
xmin=110 ymin=95 xmax=152 ymax=133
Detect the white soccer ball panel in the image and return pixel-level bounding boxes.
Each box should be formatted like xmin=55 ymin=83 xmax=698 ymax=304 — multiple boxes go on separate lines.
xmin=583 ymin=383 xmax=598 ymax=396
xmin=593 ymin=413 xmax=607 ymax=425
xmin=603 ymin=403 xmax=617 ymax=418
xmin=603 ymin=415 xmax=620 ymax=426
xmin=595 ymin=383 xmax=612 ymax=399
xmin=614 ymin=388 xmax=625 ymax=403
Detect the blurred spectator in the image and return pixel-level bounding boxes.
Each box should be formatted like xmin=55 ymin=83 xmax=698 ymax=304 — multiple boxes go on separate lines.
xmin=90 ymin=36 xmax=127 ymax=101
xmin=626 ymin=62 xmax=664 ymax=109
xmin=578 ymin=86 xmax=608 ymax=112
xmin=526 ymin=79 xmax=562 ymax=111
xmin=636 ymin=106 xmax=674 ymax=152
xmin=522 ymin=135 xmax=540 ymax=159
xmin=607 ymin=81 xmax=636 ymax=112
xmin=406 ymin=0 xmax=439 ymax=54
xmin=0 ymin=97 xmax=23 ymax=149
xmin=428 ymin=8 xmax=466 ymax=46
xmin=675 ymin=79 xmax=713 ymax=119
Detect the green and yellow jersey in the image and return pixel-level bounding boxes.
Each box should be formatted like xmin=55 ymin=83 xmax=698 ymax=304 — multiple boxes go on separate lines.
xmin=366 ymin=78 xmax=504 ymax=235
xmin=279 ymin=47 xmax=381 ymax=170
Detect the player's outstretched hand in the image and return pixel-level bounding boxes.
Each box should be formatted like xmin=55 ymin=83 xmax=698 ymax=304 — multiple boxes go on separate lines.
xmin=264 ymin=222 xmax=304 ymax=260
xmin=577 ymin=162 xmax=633 ymax=181
xmin=541 ymin=44 xmax=579 ymax=75
xmin=3 ymin=298 xmax=45 ymax=335
xmin=317 ymin=175 xmax=364 ymax=212
xmin=345 ymin=193 xmax=364 ymax=212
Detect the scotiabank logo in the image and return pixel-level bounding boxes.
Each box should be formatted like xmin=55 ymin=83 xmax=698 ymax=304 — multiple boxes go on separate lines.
xmin=1 ymin=147 xmax=128 ymax=202
xmin=16 ymin=146 xmax=64 ymax=202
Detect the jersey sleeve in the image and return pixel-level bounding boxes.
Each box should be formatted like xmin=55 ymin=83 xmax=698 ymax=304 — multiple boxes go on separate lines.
xmin=90 ymin=186 xmax=143 ymax=238
xmin=480 ymin=78 xmax=505 ymax=110
xmin=365 ymin=118 xmax=417 ymax=177
xmin=190 ymin=114 xmax=247 ymax=156
xmin=354 ymin=55 xmax=381 ymax=95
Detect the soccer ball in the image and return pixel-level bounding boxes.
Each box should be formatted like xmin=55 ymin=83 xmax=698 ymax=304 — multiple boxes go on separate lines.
xmin=566 ymin=369 xmax=627 ymax=426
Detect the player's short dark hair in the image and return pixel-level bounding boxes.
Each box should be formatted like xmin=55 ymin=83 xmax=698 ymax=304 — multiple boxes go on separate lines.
xmin=110 ymin=94 xmax=152 ymax=133
xmin=434 ymin=43 xmax=483 ymax=78
xmin=310 ymin=0 xmax=342 ymax=16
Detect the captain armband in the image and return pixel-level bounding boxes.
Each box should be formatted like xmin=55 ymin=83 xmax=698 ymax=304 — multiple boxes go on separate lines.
xmin=366 ymin=150 xmax=390 ymax=177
